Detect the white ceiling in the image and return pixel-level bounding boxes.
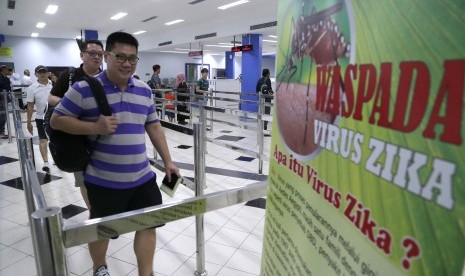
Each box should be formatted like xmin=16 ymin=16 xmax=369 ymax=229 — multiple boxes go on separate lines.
xmin=0 ymin=0 xmax=279 ymax=55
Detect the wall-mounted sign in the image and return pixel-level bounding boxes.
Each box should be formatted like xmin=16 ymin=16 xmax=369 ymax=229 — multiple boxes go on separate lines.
xmin=188 ymin=51 xmax=203 ymax=57
xmin=230 ymin=45 xmax=253 ymax=52
xmin=0 ymin=47 xmax=12 ymax=57
xmin=231 ymin=46 xmax=242 ymax=52
xmin=241 ymin=44 xmax=253 ymax=51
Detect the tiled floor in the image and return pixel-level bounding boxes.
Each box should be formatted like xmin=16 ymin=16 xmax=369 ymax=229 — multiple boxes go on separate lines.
xmin=0 ymin=110 xmax=271 ymax=276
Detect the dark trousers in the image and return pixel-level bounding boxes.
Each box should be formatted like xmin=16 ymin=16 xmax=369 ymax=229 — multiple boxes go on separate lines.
xmin=263 ymin=98 xmax=272 ymax=130
xmin=13 ymin=89 xmax=25 ymax=110
xmin=0 ymin=97 xmax=6 ymax=134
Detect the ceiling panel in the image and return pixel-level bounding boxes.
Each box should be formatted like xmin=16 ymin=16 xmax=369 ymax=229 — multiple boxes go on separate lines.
xmin=0 ymin=0 xmax=278 ymax=54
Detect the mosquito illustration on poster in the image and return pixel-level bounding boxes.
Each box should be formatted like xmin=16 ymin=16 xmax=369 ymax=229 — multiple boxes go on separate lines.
xmin=275 ymin=0 xmax=355 ymax=160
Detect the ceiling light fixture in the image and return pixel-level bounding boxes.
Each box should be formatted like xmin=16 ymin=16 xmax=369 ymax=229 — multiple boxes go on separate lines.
xmin=133 ymin=30 xmax=146 ymax=35
xmin=219 ymin=42 xmax=234 ymax=45
xmin=205 ymin=45 xmax=233 ymax=48
xmin=36 ymin=22 xmax=46 ymax=28
xmin=45 ymin=4 xmax=58 ymax=14
xmin=165 ymin=19 xmax=184 ymax=26
xmin=268 ymin=35 xmax=277 ymax=38
xmin=159 ymin=50 xmax=189 ymax=54
xmin=31 ymin=33 xmax=39 ymax=37
xmin=110 ymin=12 xmax=127 ymax=20
xmin=218 ymin=0 xmax=250 ymax=10
xmin=175 ymin=48 xmax=203 ymax=51
xmin=262 ymin=39 xmax=277 ymax=43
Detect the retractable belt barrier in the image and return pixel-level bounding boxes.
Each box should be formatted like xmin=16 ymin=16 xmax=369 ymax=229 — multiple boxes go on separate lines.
xmin=152 ymin=84 xmax=274 ymax=174
xmin=11 ymin=97 xmax=268 ymax=276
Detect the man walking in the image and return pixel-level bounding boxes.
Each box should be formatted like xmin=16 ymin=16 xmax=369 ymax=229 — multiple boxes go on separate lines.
xmin=26 ymin=65 xmax=53 ymax=171
xmin=51 ymin=32 xmax=179 ymax=276
xmin=48 ymin=39 xmax=104 ymax=210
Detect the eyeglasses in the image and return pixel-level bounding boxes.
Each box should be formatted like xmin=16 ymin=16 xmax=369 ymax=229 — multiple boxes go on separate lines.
xmin=106 ymin=51 xmax=139 ymax=65
xmin=83 ymin=51 xmax=104 ymax=58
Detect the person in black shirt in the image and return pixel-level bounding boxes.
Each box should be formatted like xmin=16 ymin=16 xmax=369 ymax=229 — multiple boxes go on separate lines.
xmin=256 ymin=68 xmax=274 ymax=130
xmin=49 ymin=40 xmax=104 ymax=104
xmin=47 ymin=39 xmax=104 ymax=210
xmin=175 ymin=72 xmax=189 ymax=124
xmin=0 ymin=65 xmax=12 ymax=138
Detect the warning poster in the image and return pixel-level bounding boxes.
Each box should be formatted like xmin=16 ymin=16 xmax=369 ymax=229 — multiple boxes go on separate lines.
xmin=261 ymin=0 xmax=465 ymax=275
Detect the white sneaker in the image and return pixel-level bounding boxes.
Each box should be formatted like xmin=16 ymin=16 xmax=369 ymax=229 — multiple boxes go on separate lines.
xmin=42 ymin=162 xmax=50 ymax=172
xmin=94 ymin=265 xmax=110 ymax=276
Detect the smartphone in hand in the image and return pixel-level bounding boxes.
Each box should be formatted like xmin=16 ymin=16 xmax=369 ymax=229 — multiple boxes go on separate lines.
xmin=160 ymin=173 xmax=182 ymax=197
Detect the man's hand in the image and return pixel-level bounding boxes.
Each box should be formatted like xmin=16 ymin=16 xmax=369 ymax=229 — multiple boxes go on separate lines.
xmin=95 ymin=115 xmax=118 ymax=135
xmin=27 ymin=122 xmax=33 ymax=135
xmin=164 ymin=162 xmax=180 ymax=182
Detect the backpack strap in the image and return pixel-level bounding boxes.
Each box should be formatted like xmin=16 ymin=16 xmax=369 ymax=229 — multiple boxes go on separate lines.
xmin=78 ymin=75 xmax=112 ymax=155
xmin=68 ymin=67 xmax=76 ymax=87
xmin=80 ymin=75 xmax=112 ymax=116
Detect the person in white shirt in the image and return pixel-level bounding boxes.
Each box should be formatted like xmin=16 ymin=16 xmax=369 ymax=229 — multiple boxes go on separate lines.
xmin=21 ymin=69 xmax=33 ymax=86
xmin=20 ymin=69 xmax=33 ymax=110
xmin=21 ymin=69 xmax=32 ymax=85
xmin=26 ymin=65 xmax=53 ymax=172
xmin=7 ymin=68 xmax=25 ymax=110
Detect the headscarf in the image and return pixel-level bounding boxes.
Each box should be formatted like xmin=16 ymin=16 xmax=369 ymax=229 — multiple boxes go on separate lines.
xmin=175 ymin=72 xmax=185 ymax=88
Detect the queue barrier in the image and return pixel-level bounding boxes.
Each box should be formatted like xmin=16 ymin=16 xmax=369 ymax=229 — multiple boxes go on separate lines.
xmin=1 ymin=86 xmax=28 ymax=143
xmin=10 ymin=100 xmax=268 ymax=275
xmin=152 ymin=84 xmax=274 ymax=174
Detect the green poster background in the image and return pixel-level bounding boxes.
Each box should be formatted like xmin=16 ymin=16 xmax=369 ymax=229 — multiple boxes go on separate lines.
xmin=261 ymin=0 xmax=465 ymax=275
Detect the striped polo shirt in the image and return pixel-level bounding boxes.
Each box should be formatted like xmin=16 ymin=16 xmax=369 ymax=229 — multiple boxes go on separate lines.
xmin=54 ymin=70 xmax=159 ymax=189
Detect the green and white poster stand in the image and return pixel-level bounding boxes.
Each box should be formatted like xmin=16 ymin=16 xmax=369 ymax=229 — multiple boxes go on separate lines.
xmin=261 ymin=0 xmax=465 ymax=275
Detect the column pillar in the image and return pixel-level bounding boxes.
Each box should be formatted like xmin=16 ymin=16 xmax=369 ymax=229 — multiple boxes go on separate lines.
xmin=240 ymin=34 xmax=262 ymax=113
xmin=225 ymin=51 xmax=235 ymax=79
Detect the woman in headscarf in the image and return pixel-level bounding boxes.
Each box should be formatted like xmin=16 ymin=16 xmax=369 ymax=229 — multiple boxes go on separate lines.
xmin=175 ymin=72 xmax=189 ymax=124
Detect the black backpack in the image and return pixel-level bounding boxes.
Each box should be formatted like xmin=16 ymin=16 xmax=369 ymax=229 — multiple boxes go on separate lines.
xmin=44 ymin=67 xmax=77 ymax=138
xmin=48 ymin=75 xmax=112 ymax=172
xmin=147 ymin=79 xmax=156 ymax=89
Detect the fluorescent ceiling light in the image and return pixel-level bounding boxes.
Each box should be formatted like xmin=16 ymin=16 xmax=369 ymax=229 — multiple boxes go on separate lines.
xmin=31 ymin=33 xmax=39 ymax=37
xmin=263 ymin=39 xmax=277 ymax=43
xmin=175 ymin=48 xmax=203 ymax=51
xmin=219 ymin=42 xmax=234 ymax=45
xmin=36 ymin=22 xmax=46 ymax=28
xmin=268 ymin=35 xmax=277 ymax=38
xmin=205 ymin=44 xmax=233 ymax=48
xmin=218 ymin=0 xmax=250 ymax=10
xmin=159 ymin=51 xmax=189 ymax=54
xmin=133 ymin=30 xmax=146 ymax=35
xmin=111 ymin=12 xmax=127 ymax=20
xmin=165 ymin=19 xmax=184 ymax=25
xmin=45 ymin=5 xmax=58 ymax=14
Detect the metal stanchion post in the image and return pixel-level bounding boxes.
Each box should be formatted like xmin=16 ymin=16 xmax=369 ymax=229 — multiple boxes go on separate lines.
xmin=189 ymin=85 xmax=194 ymax=125
xmin=209 ymin=89 xmax=213 ymax=132
xmin=198 ymin=98 xmax=208 ymax=155
xmin=258 ymin=91 xmax=264 ymax=175
xmin=174 ymin=89 xmax=178 ymax=123
xmin=31 ymin=207 xmax=68 ymax=276
xmin=152 ymin=90 xmax=158 ymax=160
xmin=2 ymin=89 xmax=14 ymax=143
xmin=17 ymin=143 xmax=37 ymax=216
xmin=160 ymin=90 xmax=166 ymax=121
xmin=193 ymin=123 xmax=208 ymax=276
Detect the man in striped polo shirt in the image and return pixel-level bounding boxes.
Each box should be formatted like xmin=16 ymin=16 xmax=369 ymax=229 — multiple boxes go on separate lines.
xmin=51 ymin=31 xmax=179 ymax=276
